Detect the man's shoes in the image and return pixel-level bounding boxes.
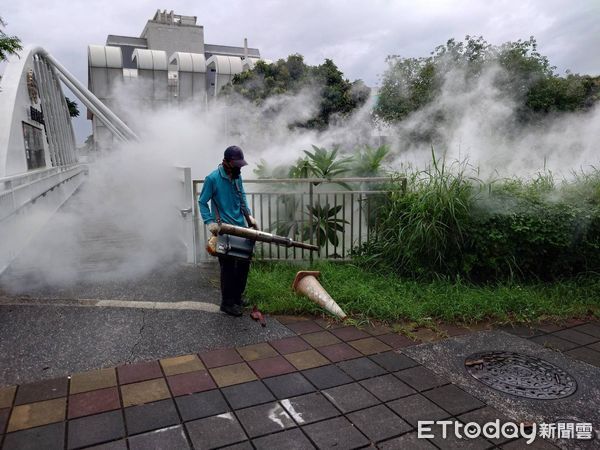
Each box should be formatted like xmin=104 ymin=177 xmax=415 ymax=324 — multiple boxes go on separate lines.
xmin=220 ymin=304 xmax=243 ymax=317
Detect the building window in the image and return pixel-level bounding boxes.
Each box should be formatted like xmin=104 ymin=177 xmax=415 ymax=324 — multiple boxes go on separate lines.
xmin=22 ymin=122 xmax=46 ymax=170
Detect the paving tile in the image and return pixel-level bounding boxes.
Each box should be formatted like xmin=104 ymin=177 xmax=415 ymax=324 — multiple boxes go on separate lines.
xmin=236 ymin=401 xmax=295 ymax=438
xmin=322 ymin=382 xmax=379 ymax=413
xmin=263 ymin=373 xmax=316 ymax=399
xmin=330 ymin=326 xmax=369 ymax=341
xmin=117 ymin=361 xmax=163 ymax=385
xmin=499 ymin=325 xmax=544 ymax=338
xmin=275 ymin=315 xmax=310 ymax=325
xmin=248 ymin=355 xmax=296 ymax=378
xmin=423 ymin=385 xmax=485 ymax=416
xmin=427 ymin=422 xmax=493 ymax=449
xmin=2 ymin=421 xmax=65 ymax=450
xmin=185 ymin=412 xmax=247 ymax=449
xmin=303 ymin=416 xmax=369 ymax=449
xmin=280 ymin=392 xmax=339 ymax=424
xmin=377 ymin=333 xmax=417 ymax=349
xmin=284 ymin=349 xmax=329 ymax=370
xmin=7 ymin=397 xmax=66 ymax=432
xmin=458 ymin=406 xmax=513 ymax=445
xmin=533 ymin=323 xmax=564 ymax=333
xmin=571 ymin=323 xmax=600 ymax=339
xmin=0 ymin=407 xmax=9 ymax=434
xmin=175 ymin=389 xmax=229 ymax=421
xmin=167 ymin=370 xmax=216 ymax=396
xmin=0 ymin=386 xmax=16 ymax=409
xmin=370 ymin=351 xmax=419 ymax=372
xmin=551 ymin=329 xmax=599 ymax=345
xmin=14 ymin=378 xmax=67 ymax=405
xmin=237 ymin=342 xmax=279 ymax=361
xmin=286 ymin=321 xmax=323 ymax=335
xmin=160 ymin=354 xmax=205 ymax=376
xmin=317 ymin=342 xmax=362 ymax=362
xmin=387 ymin=393 xmax=451 ymax=426
xmin=120 ymin=378 xmax=171 ymax=407
xmin=566 ymin=347 xmax=600 ymax=367
xmin=501 ymin=438 xmax=559 ymax=449
xmin=530 ymin=335 xmax=579 ymax=352
xmin=220 ymin=442 xmax=253 ymax=450
xmin=124 ymin=398 xmax=179 ymax=435
xmin=199 ymin=347 xmax=243 ymax=368
xmin=438 ymin=324 xmax=470 ymax=337
xmin=209 ymin=363 xmax=257 ymax=387
xmin=337 ymin=357 xmax=387 ymax=380
xmin=348 ymin=404 xmax=411 ymax=442
xmin=85 ymin=440 xmax=128 ymax=450
xmin=314 ymin=318 xmax=344 ymax=330
xmin=128 ymin=425 xmax=191 ymax=450
xmin=363 ymin=324 xmax=392 ymax=336
xmin=394 ymin=365 xmax=450 ymax=391
xmin=269 ymin=336 xmax=312 ymax=354
xmin=252 ymin=428 xmax=315 ymax=450
xmin=301 ymin=331 xmax=342 ymax=347
xmin=70 ymin=368 xmax=117 ymax=395
xmin=360 ymin=374 xmax=416 ymax=401
xmin=589 ymin=341 xmax=600 ymax=352
xmin=68 ymin=386 xmax=120 ymax=419
xmin=302 ymin=365 xmax=353 ymax=389
xmin=378 ymin=432 xmax=438 ymax=449
xmin=67 ymin=410 xmax=125 ymax=449
xmin=348 ymin=337 xmax=392 ymax=355
xmin=222 ymin=380 xmax=275 ymax=410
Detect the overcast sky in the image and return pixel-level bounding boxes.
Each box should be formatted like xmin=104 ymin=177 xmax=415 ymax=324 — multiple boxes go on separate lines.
xmin=3 ymin=0 xmax=599 ymax=143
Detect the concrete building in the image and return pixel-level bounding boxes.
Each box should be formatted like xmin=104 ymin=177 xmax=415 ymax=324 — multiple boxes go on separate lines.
xmin=88 ymin=9 xmax=265 ymax=151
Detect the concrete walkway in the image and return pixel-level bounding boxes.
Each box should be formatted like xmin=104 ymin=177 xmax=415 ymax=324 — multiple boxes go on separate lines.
xmin=0 ymin=316 xmax=598 ymax=449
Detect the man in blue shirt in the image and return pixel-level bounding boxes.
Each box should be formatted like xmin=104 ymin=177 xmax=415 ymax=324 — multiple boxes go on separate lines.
xmin=199 ymin=146 xmax=257 ymax=316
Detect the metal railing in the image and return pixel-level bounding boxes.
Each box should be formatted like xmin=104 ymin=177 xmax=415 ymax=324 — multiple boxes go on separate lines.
xmin=191 ymin=176 xmax=406 ymax=262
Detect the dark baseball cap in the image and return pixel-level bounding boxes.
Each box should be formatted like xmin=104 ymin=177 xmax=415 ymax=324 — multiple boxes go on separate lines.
xmin=224 ymin=146 xmax=248 ymax=168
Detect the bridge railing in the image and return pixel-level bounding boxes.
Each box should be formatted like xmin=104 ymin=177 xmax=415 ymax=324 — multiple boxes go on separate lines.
xmin=190 ymin=177 xmax=406 ymax=263
xmin=0 ymin=164 xmax=88 ymax=274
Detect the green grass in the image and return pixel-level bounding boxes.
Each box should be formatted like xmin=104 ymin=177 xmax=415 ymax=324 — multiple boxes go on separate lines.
xmin=246 ymin=261 xmax=600 ymax=325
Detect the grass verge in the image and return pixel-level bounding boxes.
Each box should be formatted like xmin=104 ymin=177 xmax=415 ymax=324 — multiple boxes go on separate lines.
xmin=246 ymin=261 xmax=600 ymax=325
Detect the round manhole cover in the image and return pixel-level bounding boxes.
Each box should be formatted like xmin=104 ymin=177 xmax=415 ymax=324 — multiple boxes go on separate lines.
xmin=465 ymin=351 xmax=577 ymax=399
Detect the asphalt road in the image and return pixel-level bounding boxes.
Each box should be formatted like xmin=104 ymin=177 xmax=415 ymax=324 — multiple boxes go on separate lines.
xmin=0 ymin=184 xmax=294 ymax=386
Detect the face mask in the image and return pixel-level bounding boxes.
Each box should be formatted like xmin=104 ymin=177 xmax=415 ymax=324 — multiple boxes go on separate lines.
xmin=231 ymin=167 xmax=241 ymax=179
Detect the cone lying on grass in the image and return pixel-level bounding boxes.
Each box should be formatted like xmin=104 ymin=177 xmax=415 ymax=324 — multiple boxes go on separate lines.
xmin=292 ymin=271 xmax=347 ymax=320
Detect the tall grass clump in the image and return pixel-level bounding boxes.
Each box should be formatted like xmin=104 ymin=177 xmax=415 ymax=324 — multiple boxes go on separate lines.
xmin=355 ymin=150 xmax=478 ymax=277
xmin=355 ymin=154 xmax=600 ymax=282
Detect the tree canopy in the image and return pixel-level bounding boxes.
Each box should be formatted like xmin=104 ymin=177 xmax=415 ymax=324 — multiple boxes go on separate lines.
xmin=221 ymin=54 xmax=370 ymax=130
xmin=0 ymin=16 xmax=22 ymax=61
xmin=375 ymin=36 xmax=600 ymax=124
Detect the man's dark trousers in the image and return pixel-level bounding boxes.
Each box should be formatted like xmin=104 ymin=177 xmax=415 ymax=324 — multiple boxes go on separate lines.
xmin=218 ymin=255 xmax=251 ymax=307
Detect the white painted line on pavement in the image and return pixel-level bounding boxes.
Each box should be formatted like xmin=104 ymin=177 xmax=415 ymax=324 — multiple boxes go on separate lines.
xmin=0 ymin=297 xmax=221 ymax=312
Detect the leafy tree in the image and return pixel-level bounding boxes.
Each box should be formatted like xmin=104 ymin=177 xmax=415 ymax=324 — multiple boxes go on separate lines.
xmin=375 ymin=35 xmax=599 ymax=124
xmin=222 ymin=54 xmax=370 ymax=129
xmin=0 ymin=16 xmax=22 ymax=61
xmin=65 ymin=97 xmax=79 ymax=117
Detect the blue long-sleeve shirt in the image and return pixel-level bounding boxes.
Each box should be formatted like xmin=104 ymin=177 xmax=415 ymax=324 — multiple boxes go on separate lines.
xmin=199 ymin=165 xmax=251 ymax=227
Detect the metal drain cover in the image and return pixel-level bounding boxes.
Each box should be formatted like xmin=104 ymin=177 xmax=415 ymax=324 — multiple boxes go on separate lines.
xmin=465 ymin=351 xmax=577 ymax=399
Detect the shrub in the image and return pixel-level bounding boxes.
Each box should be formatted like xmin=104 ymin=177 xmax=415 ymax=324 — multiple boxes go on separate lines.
xmin=355 ymin=159 xmax=600 ymax=281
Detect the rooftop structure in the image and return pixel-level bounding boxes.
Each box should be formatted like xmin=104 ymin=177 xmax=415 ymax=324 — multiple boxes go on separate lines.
xmin=88 ymin=9 xmax=265 ymax=151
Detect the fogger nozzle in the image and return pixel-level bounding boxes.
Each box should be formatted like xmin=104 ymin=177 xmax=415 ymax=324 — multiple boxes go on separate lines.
xmin=219 ymin=223 xmax=319 ymax=251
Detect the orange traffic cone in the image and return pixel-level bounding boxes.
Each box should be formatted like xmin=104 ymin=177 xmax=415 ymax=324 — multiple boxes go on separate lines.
xmin=292 ymin=271 xmax=347 ymax=320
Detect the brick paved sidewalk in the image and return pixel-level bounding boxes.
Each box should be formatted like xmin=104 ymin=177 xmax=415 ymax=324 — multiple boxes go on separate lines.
xmin=0 ymin=316 xmax=598 ymax=449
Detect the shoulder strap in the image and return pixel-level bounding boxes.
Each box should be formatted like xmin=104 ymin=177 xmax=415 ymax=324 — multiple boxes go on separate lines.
xmin=233 ymin=179 xmax=252 ymax=224
xmin=212 ymin=200 xmax=222 ymax=225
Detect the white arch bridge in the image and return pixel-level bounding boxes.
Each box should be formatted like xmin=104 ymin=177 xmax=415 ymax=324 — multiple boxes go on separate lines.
xmin=0 ymin=46 xmax=141 ymax=274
